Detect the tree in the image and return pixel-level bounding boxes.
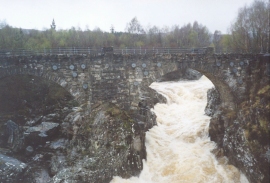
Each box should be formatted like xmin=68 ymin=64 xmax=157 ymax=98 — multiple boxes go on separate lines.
xmin=147 ymin=25 xmax=162 ymax=46
xmin=14 ymin=28 xmax=24 ymax=48
xmin=171 ymin=22 xmax=211 ymax=48
xmin=229 ymin=0 xmax=269 ymax=53
xmin=0 ymin=19 xmax=7 ymax=29
xmin=126 ymin=17 xmax=144 ymax=34
xmin=125 ymin=17 xmax=145 ymax=46
xmin=51 ymin=19 xmax=56 ymax=30
xmin=213 ymin=30 xmax=222 ymax=53
xmin=110 ymin=25 xmax=115 ymax=34
xmin=220 ymin=34 xmax=233 ymax=52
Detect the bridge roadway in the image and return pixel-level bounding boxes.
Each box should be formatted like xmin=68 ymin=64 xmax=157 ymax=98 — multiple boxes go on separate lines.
xmin=0 ymin=47 xmax=267 ymax=115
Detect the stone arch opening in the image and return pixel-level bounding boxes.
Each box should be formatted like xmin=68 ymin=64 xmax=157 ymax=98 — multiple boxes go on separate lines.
xmin=157 ymin=68 xmax=236 ymax=110
xmin=0 ymin=74 xmax=78 ymax=125
xmin=0 ymin=64 xmax=89 ymax=104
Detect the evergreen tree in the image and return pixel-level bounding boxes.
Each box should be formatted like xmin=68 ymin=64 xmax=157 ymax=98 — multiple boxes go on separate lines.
xmin=51 ymin=19 xmax=56 ymax=30
xmin=110 ymin=25 xmax=115 ymax=34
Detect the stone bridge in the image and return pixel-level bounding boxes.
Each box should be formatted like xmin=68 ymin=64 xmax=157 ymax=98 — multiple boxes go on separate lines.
xmin=0 ymin=49 xmax=268 ymax=114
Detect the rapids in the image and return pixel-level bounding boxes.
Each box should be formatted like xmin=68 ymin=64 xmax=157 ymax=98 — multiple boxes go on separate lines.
xmin=111 ymin=76 xmax=249 ymax=183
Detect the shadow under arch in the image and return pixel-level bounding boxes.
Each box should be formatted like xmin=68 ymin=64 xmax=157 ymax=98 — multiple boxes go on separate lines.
xmin=0 ymin=74 xmax=77 ymax=124
xmin=0 ymin=65 xmax=83 ymax=102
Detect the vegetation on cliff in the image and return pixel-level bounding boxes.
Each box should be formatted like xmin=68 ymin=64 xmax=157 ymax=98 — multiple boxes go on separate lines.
xmin=241 ymin=60 xmax=270 ymax=156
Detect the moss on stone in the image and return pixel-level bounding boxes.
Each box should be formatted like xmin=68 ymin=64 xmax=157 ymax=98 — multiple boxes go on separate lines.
xmin=257 ymin=85 xmax=270 ymax=96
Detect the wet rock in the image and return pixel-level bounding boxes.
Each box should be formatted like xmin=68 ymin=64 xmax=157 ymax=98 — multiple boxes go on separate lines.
xmin=49 ymin=138 xmax=68 ymax=150
xmin=32 ymin=154 xmax=44 ymax=162
xmin=4 ymin=120 xmax=24 ymax=152
xmin=132 ymin=136 xmax=142 ymax=152
xmin=184 ymin=68 xmax=202 ymax=80
xmin=42 ymin=113 xmax=61 ymax=123
xmin=24 ymin=122 xmax=60 ymax=146
xmin=82 ymin=156 xmax=98 ymax=169
xmin=0 ymin=153 xmax=27 ymax=182
xmin=51 ymin=167 xmax=91 ymax=183
xmin=50 ymin=154 xmax=67 ymax=175
xmin=205 ymin=88 xmax=221 ymax=116
xmin=60 ymin=122 xmax=73 ymax=138
xmin=32 ymin=168 xmax=51 ymax=183
xmin=25 ymin=146 xmax=34 ymax=156
xmin=26 ymin=116 xmax=43 ymax=126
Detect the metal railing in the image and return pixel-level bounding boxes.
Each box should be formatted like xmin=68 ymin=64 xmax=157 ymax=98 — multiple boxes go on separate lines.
xmin=0 ymin=47 xmax=208 ymax=56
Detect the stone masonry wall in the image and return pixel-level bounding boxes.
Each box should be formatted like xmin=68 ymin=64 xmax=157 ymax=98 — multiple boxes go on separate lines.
xmin=0 ymin=53 xmax=263 ymax=116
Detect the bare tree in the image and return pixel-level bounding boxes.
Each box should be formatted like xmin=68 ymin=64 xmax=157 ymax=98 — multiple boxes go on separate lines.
xmin=126 ymin=17 xmax=144 ymax=34
xmin=229 ymin=0 xmax=269 ymax=53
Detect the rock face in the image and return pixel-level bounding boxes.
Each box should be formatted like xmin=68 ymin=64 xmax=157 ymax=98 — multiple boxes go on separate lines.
xmin=0 ymin=73 xmax=165 ymax=182
xmin=205 ymin=88 xmax=221 ymax=117
xmin=206 ymin=60 xmax=270 ymax=183
xmin=51 ymin=90 xmax=162 ymax=182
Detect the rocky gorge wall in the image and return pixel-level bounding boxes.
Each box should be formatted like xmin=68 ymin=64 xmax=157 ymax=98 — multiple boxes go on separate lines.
xmin=0 ymin=73 xmax=166 ymax=182
xmin=205 ymin=56 xmax=270 ymax=183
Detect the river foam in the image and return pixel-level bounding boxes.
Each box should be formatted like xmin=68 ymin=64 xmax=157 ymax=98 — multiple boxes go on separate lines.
xmin=111 ymin=76 xmax=249 ymax=183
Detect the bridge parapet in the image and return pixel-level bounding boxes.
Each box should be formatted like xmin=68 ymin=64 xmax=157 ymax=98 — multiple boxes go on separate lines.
xmin=0 ymin=47 xmax=210 ymax=56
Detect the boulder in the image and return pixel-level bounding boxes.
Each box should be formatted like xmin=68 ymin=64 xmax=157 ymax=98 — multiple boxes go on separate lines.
xmin=184 ymin=68 xmax=202 ymax=80
xmin=25 ymin=146 xmax=34 ymax=156
xmin=26 ymin=116 xmax=43 ymax=126
xmin=24 ymin=122 xmax=60 ymax=146
xmin=4 ymin=120 xmax=24 ymax=152
xmin=0 ymin=153 xmax=27 ymax=182
xmin=48 ymin=138 xmax=68 ymax=150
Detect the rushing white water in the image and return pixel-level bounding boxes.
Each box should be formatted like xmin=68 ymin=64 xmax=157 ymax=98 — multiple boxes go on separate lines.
xmin=111 ymin=76 xmax=249 ymax=183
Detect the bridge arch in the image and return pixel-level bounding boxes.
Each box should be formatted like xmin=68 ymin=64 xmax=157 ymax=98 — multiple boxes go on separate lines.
xmin=0 ymin=66 xmax=89 ymax=107
xmin=156 ymin=66 xmax=236 ymax=110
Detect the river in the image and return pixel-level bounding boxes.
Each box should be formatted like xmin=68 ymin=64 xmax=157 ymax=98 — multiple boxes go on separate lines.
xmin=111 ymin=76 xmax=249 ymax=183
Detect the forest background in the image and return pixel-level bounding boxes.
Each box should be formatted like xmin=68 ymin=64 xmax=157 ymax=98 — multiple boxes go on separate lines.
xmin=0 ymin=0 xmax=269 ymax=53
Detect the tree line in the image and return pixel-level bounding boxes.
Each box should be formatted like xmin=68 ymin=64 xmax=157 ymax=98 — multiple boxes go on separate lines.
xmin=0 ymin=0 xmax=268 ymax=53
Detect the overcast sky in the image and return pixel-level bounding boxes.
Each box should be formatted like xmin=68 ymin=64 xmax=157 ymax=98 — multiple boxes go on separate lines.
xmin=0 ymin=0 xmax=255 ymax=33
